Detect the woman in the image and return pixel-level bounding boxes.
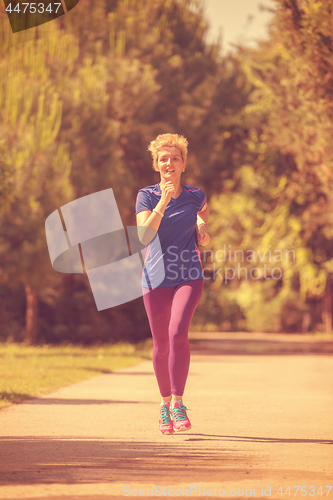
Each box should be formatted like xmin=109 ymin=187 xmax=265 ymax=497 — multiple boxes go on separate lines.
xmin=136 ymin=133 xmax=210 ymax=434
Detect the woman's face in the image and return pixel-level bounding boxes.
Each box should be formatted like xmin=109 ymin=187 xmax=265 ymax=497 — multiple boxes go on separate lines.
xmin=156 ymin=146 xmax=185 ymax=181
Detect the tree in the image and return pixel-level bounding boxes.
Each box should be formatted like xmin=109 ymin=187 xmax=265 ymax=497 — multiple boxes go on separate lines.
xmin=0 ymin=0 xmax=232 ymax=343
xmin=0 ymin=19 xmax=75 ymax=343
xmin=204 ymin=0 xmax=333 ymax=332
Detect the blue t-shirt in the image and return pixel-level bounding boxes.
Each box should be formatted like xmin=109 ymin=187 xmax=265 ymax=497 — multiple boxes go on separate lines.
xmin=135 ymin=183 xmax=207 ymax=288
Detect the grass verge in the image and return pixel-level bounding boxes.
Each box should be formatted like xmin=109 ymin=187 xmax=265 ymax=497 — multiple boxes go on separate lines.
xmin=0 ymin=340 xmax=152 ymax=409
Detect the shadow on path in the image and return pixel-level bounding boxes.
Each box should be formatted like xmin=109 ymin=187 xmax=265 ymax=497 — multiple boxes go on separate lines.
xmin=185 ymin=434 xmax=333 ymax=445
xmin=0 ymin=436 xmax=252 ymax=485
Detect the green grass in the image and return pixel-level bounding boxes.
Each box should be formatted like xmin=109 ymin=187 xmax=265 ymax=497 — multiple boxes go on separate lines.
xmin=0 ymin=341 xmax=153 ymax=409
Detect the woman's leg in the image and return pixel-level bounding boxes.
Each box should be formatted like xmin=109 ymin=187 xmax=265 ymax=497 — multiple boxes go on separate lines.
xmin=142 ymin=286 xmax=175 ymax=398
xmin=168 ymin=279 xmax=204 ymax=397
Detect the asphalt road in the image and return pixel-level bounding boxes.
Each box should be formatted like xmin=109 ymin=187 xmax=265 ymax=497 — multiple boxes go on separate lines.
xmin=0 ymin=333 xmax=332 ymax=500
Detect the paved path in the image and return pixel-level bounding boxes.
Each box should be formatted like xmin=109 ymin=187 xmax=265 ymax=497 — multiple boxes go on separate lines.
xmin=0 ymin=333 xmax=332 ymax=500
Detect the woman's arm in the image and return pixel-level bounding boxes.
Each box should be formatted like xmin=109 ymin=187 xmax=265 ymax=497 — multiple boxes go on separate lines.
xmin=197 ymin=203 xmax=210 ymax=246
xmin=136 ymin=209 xmax=163 ymax=246
xmin=197 ymin=203 xmax=209 ymax=226
xmin=136 ymin=182 xmax=175 ymax=245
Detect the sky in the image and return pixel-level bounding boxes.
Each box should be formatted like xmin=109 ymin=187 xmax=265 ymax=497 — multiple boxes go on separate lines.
xmin=203 ymin=0 xmax=276 ymax=52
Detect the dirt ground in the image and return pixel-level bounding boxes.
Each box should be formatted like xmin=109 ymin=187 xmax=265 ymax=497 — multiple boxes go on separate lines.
xmin=0 ymin=332 xmax=332 ymax=500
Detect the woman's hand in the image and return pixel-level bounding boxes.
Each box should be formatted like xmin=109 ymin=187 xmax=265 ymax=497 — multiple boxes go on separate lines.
xmin=160 ymin=181 xmax=175 ymax=205
xmin=198 ymin=225 xmax=211 ymax=246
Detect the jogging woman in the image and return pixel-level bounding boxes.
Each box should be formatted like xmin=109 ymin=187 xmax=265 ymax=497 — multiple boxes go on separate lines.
xmin=135 ymin=133 xmax=210 ymax=434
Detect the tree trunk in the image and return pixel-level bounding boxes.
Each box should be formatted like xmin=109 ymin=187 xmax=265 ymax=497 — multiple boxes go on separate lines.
xmin=322 ymin=276 xmax=332 ymax=335
xmin=302 ymin=312 xmax=311 ymax=333
xmin=24 ymin=284 xmax=39 ymax=345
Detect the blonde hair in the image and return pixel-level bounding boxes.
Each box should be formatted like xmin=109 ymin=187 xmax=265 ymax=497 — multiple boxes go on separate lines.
xmin=148 ymin=133 xmax=188 ymax=171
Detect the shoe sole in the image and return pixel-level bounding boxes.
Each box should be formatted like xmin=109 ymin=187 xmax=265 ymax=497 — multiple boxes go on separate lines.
xmin=174 ymin=424 xmax=191 ymax=432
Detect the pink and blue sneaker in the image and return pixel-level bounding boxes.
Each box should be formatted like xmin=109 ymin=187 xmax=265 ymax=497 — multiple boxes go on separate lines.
xmin=159 ymin=402 xmax=174 ymax=435
xmin=171 ymin=401 xmax=191 ymax=432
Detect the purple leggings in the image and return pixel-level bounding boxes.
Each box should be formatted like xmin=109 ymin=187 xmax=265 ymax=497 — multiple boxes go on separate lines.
xmin=143 ymin=279 xmax=203 ymax=397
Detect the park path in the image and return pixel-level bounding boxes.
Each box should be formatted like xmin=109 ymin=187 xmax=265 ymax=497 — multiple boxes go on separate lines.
xmin=0 ymin=332 xmax=332 ymax=500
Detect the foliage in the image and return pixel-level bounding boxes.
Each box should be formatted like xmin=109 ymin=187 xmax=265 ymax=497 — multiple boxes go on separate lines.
xmin=202 ymin=0 xmax=333 ymax=332
xmin=0 ymin=0 xmax=225 ymax=343
xmin=2 ymin=0 xmax=333 ymax=339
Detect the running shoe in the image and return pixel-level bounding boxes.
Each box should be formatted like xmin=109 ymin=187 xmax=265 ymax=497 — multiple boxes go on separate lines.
xmin=171 ymin=401 xmax=191 ymax=432
xmin=159 ymin=402 xmax=174 ymax=435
